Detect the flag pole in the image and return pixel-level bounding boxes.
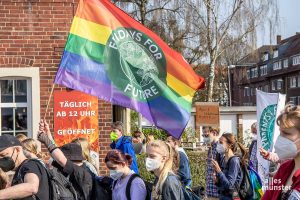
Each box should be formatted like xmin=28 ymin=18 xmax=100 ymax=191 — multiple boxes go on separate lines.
xmin=43 ymin=84 xmax=55 ymax=121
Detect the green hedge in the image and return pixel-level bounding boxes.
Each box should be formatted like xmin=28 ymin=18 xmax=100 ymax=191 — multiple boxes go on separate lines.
xmin=137 ymin=151 xmax=207 ymax=187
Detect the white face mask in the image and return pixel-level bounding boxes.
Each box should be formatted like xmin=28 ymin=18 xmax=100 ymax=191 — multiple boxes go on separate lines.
xmin=216 ymin=142 xmax=225 ymax=154
xmin=145 ymin=157 xmax=161 ymax=172
xmin=109 ymin=170 xmax=123 ymax=180
xmin=274 ymin=135 xmax=300 ymax=160
xmin=203 ymin=137 xmax=211 ymax=144
xmin=252 ymin=134 xmax=258 ymax=140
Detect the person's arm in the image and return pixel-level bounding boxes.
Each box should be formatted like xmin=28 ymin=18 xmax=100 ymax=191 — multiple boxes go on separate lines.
xmin=130 ymin=178 xmax=147 ymax=200
xmin=0 ymin=173 xmax=39 ymax=200
xmin=216 ymin=157 xmax=240 ymax=190
xmin=177 ymin=152 xmax=192 ymax=187
xmin=162 ymin=176 xmax=184 ymax=200
xmin=38 ymin=120 xmax=67 ymax=167
xmin=259 ymin=148 xmax=280 ymax=163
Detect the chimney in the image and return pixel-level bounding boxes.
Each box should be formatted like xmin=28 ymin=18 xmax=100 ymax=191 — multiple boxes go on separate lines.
xmin=276 ymin=35 xmax=281 ymax=44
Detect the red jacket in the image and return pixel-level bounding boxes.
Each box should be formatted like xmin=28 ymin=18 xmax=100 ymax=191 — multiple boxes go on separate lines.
xmin=262 ymin=159 xmax=300 ymax=200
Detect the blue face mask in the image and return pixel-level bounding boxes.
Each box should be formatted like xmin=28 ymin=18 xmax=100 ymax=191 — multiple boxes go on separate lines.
xmin=216 ymin=142 xmax=225 ymax=154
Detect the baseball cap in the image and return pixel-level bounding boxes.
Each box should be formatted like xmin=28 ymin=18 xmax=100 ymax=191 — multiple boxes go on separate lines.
xmin=60 ymin=143 xmax=85 ymax=162
xmin=0 ymin=134 xmax=22 ymax=152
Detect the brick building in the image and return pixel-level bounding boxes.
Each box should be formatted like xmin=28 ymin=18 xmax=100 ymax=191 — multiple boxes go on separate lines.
xmin=230 ymin=34 xmax=300 ymax=106
xmin=0 ymin=0 xmax=127 ymax=174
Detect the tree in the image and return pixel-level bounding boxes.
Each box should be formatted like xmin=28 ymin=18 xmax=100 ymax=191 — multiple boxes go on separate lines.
xmin=183 ymin=0 xmax=278 ymax=102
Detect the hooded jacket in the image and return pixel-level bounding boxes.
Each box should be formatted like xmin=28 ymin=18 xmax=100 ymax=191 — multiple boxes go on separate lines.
xmin=110 ymin=136 xmax=139 ymax=174
xmin=262 ymin=159 xmax=300 ymax=200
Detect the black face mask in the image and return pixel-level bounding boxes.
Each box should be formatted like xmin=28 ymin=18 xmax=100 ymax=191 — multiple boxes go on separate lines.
xmin=0 ymin=149 xmax=16 ymax=172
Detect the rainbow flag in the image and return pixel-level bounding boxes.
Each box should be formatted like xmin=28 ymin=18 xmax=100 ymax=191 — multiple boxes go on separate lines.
xmin=54 ymin=0 xmax=205 ymax=138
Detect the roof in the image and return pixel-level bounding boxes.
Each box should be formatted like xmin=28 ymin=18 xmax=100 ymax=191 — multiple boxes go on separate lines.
xmin=237 ymin=45 xmax=275 ymax=65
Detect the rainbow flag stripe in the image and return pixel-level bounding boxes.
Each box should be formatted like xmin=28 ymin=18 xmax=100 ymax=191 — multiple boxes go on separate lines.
xmin=55 ymin=0 xmax=205 ymax=138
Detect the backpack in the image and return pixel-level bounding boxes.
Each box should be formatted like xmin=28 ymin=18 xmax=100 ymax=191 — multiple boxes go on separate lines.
xmin=82 ymin=163 xmax=112 ymax=200
xmin=227 ymin=156 xmax=254 ymax=200
xmin=112 ymin=173 xmax=152 ymax=200
xmin=182 ymin=186 xmax=201 ymax=200
xmin=15 ymin=159 xmax=78 ymax=200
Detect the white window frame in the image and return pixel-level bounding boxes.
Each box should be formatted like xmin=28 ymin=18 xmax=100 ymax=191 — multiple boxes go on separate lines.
xmin=290 ymin=97 xmax=297 ymax=105
xmin=273 ymin=50 xmax=278 ymax=58
xmin=290 ymin=76 xmax=297 ymax=88
xmin=260 ymin=65 xmax=267 ymax=76
xmin=277 ymin=79 xmax=283 ymax=90
xmin=273 ymin=61 xmax=281 ymax=70
xmin=283 ymin=59 xmax=289 ymax=68
xmin=0 ymin=68 xmax=40 ymax=139
xmin=293 ymin=55 xmax=300 ymax=66
xmin=246 ymin=70 xmax=250 ymax=79
xmin=263 ymin=53 xmax=269 ymax=61
xmin=271 ymin=80 xmax=276 ymax=91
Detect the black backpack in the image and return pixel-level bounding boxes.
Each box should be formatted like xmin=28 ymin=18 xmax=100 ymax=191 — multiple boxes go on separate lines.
xmin=15 ymin=159 xmax=77 ymax=200
xmin=227 ymin=156 xmax=254 ymax=200
xmin=112 ymin=173 xmax=152 ymax=200
xmin=182 ymin=186 xmax=201 ymax=200
xmin=82 ymin=163 xmax=112 ymax=200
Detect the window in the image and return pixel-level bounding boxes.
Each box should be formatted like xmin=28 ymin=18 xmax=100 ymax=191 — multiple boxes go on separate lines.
xmin=264 ymin=85 xmax=269 ymax=92
xmin=263 ymin=53 xmax=269 ymax=61
xmin=277 ymin=79 xmax=283 ymax=90
xmin=0 ymin=68 xmax=40 ymax=138
xmin=273 ymin=50 xmax=278 ymax=58
xmin=250 ymin=68 xmax=258 ymax=78
xmin=298 ymin=76 xmax=300 ymax=87
xmin=244 ymin=87 xmax=250 ymax=97
xmin=273 ymin=61 xmax=281 ymax=70
xmin=298 ymin=97 xmax=300 ymax=105
xmin=290 ymin=97 xmax=297 ymax=105
xmin=246 ymin=70 xmax=250 ymax=79
xmin=260 ymin=65 xmax=267 ymax=76
xmin=0 ymin=80 xmax=29 ymax=136
xmin=290 ymin=76 xmax=297 ymax=88
xmin=272 ymin=80 xmax=276 ymax=91
xmin=283 ymin=59 xmax=288 ymax=68
xmin=293 ymin=56 xmax=300 ymax=65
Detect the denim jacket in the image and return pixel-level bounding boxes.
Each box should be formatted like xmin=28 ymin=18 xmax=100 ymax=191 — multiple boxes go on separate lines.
xmin=216 ymin=156 xmax=243 ymax=199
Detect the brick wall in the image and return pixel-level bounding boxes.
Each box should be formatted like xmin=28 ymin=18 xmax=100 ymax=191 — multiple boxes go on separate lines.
xmin=0 ymin=0 xmax=112 ymax=174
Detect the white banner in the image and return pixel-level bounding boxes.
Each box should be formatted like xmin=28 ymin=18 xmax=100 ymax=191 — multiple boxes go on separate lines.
xmin=256 ymin=90 xmax=286 ymax=190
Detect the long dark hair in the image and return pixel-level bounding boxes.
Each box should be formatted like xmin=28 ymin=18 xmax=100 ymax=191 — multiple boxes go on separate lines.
xmin=222 ymin=133 xmax=248 ymax=165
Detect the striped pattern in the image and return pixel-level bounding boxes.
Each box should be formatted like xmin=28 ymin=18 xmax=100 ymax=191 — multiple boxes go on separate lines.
xmin=55 ymin=0 xmax=205 ymax=138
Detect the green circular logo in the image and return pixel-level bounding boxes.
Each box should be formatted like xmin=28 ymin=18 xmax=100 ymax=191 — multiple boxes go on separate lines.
xmin=104 ymin=28 xmax=167 ymax=101
xmin=259 ymin=104 xmax=277 ymax=150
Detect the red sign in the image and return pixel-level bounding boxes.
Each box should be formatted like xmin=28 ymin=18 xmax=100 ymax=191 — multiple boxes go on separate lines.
xmin=53 ymin=90 xmax=99 ymax=154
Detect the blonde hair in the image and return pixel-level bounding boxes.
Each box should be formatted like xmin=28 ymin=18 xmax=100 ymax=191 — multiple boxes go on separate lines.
xmin=146 ymin=134 xmax=155 ymax=144
xmin=277 ymin=104 xmax=300 ymax=131
xmin=72 ymin=138 xmax=94 ymax=165
xmin=16 ymin=133 xmax=27 ymax=142
xmin=21 ymin=138 xmax=45 ymax=160
xmin=148 ymin=140 xmax=174 ymax=193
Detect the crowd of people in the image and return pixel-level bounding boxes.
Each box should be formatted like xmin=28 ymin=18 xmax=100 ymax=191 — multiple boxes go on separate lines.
xmin=0 ymin=104 xmax=300 ymax=199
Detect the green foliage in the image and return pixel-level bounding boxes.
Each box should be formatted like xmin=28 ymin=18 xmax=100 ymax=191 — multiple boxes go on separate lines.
xmin=181 ymin=127 xmax=197 ymax=142
xmin=130 ymin=110 xmax=139 ymax=131
xmin=142 ymin=128 xmax=168 ymax=140
xmin=137 ymin=151 xmax=208 ymax=187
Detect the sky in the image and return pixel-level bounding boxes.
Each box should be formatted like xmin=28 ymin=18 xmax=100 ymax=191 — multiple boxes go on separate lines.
xmin=257 ymin=0 xmax=300 ymax=46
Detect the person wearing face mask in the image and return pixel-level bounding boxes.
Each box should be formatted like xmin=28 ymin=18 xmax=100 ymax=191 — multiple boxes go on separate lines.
xmin=110 ymin=121 xmax=139 ymax=173
xmin=105 ymin=149 xmax=147 ymax=200
xmin=262 ymin=104 xmax=300 ymax=200
xmin=248 ymin=122 xmax=258 ymax=171
xmin=0 ymin=134 xmax=50 ymax=200
xmin=202 ymin=126 xmax=221 ymax=200
xmin=211 ymin=133 xmax=247 ymax=200
xmin=146 ymin=140 xmax=184 ymax=200
xmin=38 ymin=120 xmax=93 ymax=200
xmin=166 ymin=135 xmax=192 ymax=188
